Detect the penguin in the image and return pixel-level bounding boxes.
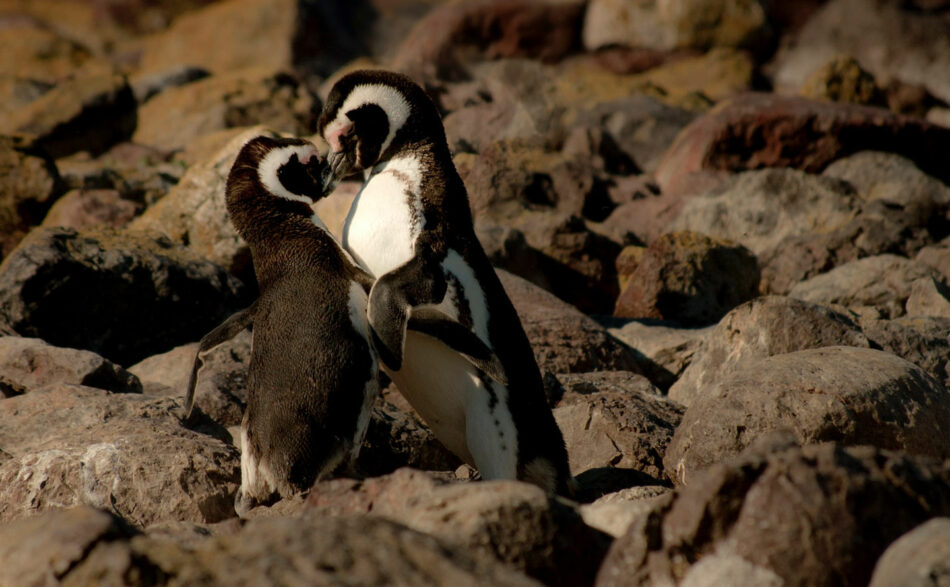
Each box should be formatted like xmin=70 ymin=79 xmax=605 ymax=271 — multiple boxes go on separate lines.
xmin=185 ymin=135 xmax=506 ymax=514
xmin=318 ymin=70 xmax=574 ymax=496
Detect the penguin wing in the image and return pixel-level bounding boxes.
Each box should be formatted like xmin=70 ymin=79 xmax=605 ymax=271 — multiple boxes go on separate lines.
xmin=183 ymin=301 xmax=257 ymax=424
xmin=407 ymin=308 xmax=508 ymax=386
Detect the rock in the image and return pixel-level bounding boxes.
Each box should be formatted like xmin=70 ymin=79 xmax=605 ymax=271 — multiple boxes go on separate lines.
xmin=799 ymin=55 xmax=885 ymax=106
xmin=668 ymin=296 xmax=871 ymax=406
xmin=129 ymin=64 xmax=211 ymax=103
xmin=0 ymin=227 xmax=249 ymax=366
xmin=869 ymin=518 xmax=950 ymax=587
xmin=770 ymin=0 xmax=950 ymax=104
xmin=787 ymin=254 xmax=940 ymax=319
xmin=669 ymin=168 xmax=860 ymax=255
xmin=0 ymin=506 xmax=135 ymax=587
xmin=130 ymin=126 xmax=277 ymax=281
xmin=475 ymin=223 xmax=553 ymax=293
xmin=376 ymin=480 xmax=612 ymax=587
xmin=604 ymin=319 xmax=710 ymax=391
xmin=653 ymin=93 xmax=950 ymax=199
xmin=580 ymin=486 xmax=672 ymax=538
xmin=0 ymin=336 xmax=141 ymax=395
xmin=296 ymin=468 xmax=457 ymax=519
xmin=498 ymin=270 xmax=642 ymax=374
xmin=665 ymin=347 xmax=950 ymax=483
xmin=822 ymin=150 xmax=950 ymax=209
xmin=0 ymin=135 xmax=63 ymax=258
xmin=0 ymin=384 xmax=239 ymax=526
xmin=137 ymin=0 xmax=363 ymax=78
xmin=56 ymin=142 xmax=182 ymax=208
xmin=133 ymin=68 xmax=318 ymax=153
xmin=906 ymin=277 xmax=950 ymax=318
xmin=582 ymin=0 xmax=770 ymax=52
xmin=552 ymin=372 xmax=684 ymax=480
xmin=0 ymin=20 xmax=93 ymax=83
xmin=40 ymin=188 xmax=140 ymax=230
xmin=130 ymin=330 xmax=250 ymax=428
xmin=0 ymin=69 xmax=136 ymax=159
xmin=0 ymin=76 xmax=53 ymax=122
xmin=614 ymin=231 xmax=759 ymax=326
xmin=358 ymin=398 xmax=463 ymax=476
xmin=597 ymin=438 xmax=950 ymax=587
xmin=859 ymin=316 xmax=950 ymax=389
xmin=679 ymin=554 xmax=784 ymax=587
xmin=916 ymin=238 xmax=950 ymax=283
xmin=69 ymin=514 xmax=542 ymax=586
xmin=393 ymin=0 xmax=585 ymax=81
xmin=629 ymin=47 xmax=754 ymax=104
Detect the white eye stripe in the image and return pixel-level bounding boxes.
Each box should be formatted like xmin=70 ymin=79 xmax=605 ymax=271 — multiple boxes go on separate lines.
xmin=258 ymin=145 xmax=317 ymax=203
xmin=325 ymin=83 xmax=410 ymax=159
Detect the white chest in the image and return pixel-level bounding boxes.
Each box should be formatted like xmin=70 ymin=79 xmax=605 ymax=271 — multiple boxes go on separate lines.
xmin=342 ymin=157 xmax=423 ymax=277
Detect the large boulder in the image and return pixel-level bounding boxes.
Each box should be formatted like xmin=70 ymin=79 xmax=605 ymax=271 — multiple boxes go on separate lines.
xmin=0 ymin=384 xmax=239 ymax=526
xmin=0 ymin=227 xmax=249 ymax=366
xmin=598 ymin=437 xmax=950 ymax=587
xmin=668 ymin=296 xmax=871 ymax=406
xmin=0 ymin=135 xmax=63 ymax=258
xmin=665 ymin=347 xmax=950 ymax=483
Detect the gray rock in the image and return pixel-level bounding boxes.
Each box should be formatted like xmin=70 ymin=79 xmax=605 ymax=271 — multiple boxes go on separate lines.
xmin=869 ymin=518 xmax=950 ymax=587
xmin=580 ymin=485 xmax=672 ymax=538
xmin=859 ymin=315 xmax=950 ymax=390
xmin=0 ymin=336 xmax=141 ymax=395
xmin=665 ymin=347 xmax=950 ymax=484
xmin=788 ymin=254 xmax=940 ymax=319
xmin=605 ymin=319 xmax=711 ymax=392
xmin=822 ymin=151 xmax=950 ymax=209
xmin=40 ymin=188 xmax=140 ymax=231
xmin=0 ymin=384 xmax=239 ymax=526
xmin=668 ymin=296 xmax=871 ymax=406
xmin=0 ymin=227 xmax=249 ymax=366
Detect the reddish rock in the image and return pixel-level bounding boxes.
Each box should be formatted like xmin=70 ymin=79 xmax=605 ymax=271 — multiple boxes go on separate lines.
xmin=0 ymin=135 xmax=63 ymax=258
xmin=614 ymin=231 xmax=759 ymax=326
xmin=40 ymin=189 xmax=139 ymax=230
xmin=653 ymin=93 xmax=950 ymax=198
xmin=392 ymin=0 xmax=584 ymax=80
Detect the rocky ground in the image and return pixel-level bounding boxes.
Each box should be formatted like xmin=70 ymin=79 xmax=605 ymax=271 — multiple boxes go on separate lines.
xmin=0 ymin=0 xmax=949 ymax=585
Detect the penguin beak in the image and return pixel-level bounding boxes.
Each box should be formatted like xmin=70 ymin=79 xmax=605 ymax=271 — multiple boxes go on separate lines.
xmin=324 ymin=150 xmax=355 ymax=193
xmin=304 ymin=153 xmax=333 ymax=199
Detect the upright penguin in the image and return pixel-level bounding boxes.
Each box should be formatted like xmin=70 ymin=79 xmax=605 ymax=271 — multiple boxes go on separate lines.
xmin=319 ymin=70 xmax=573 ymax=495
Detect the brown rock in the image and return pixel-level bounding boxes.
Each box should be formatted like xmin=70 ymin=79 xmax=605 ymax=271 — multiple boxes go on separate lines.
xmin=598 ymin=438 xmax=950 ymax=587
xmin=0 ymin=70 xmax=136 ymax=159
xmin=916 ymin=238 xmax=950 ymax=283
xmin=552 ymin=372 xmax=684 ymax=480
xmin=799 ymin=55 xmax=885 ymax=106
xmin=499 ymin=270 xmax=642 ymax=374
xmin=0 ymin=76 xmax=53 ymax=122
xmin=580 ymin=485 xmax=672 ymax=538
xmin=869 ymin=518 xmax=950 ymax=587
xmin=665 ymin=347 xmax=950 ymax=484
xmin=0 ymin=135 xmax=63 ymax=258
xmin=0 ymin=336 xmax=141 ymax=395
xmin=906 ymin=277 xmax=950 ymax=318
xmin=392 ymin=0 xmax=584 ymax=81
xmin=133 ymin=68 xmax=318 ymax=153
xmin=614 ymin=231 xmax=759 ymax=326
xmin=668 ymin=296 xmax=871 ymax=406
xmin=40 ymin=189 xmax=139 ymax=230
xmin=358 ymin=398 xmax=463 ymax=476
xmin=0 ymin=20 xmax=92 ymax=83
xmin=859 ymin=315 xmax=950 ymax=389
xmin=653 ymin=93 xmax=950 ymax=198
xmin=787 ymin=254 xmax=939 ymax=319
xmin=605 ymin=318 xmax=710 ymax=391
xmin=0 ymin=384 xmax=239 ymax=526
xmin=0 ymin=227 xmax=249 ymax=366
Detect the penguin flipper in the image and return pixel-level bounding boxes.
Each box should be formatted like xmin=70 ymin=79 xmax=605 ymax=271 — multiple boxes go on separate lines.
xmin=183 ymin=301 xmax=257 ymax=423
xmin=407 ymin=308 xmax=508 ymax=386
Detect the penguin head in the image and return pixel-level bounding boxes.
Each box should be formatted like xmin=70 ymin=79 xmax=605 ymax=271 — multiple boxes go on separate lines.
xmin=318 ymin=70 xmax=444 ymax=189
xmin=232 ymin=136 xmax=332 ymax=206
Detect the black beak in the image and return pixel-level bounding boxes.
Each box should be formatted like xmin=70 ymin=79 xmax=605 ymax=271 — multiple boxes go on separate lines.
xmin=324 ymin=150 xmax=355 ymax=193
xmin=303 ymin=155 xmax=333 ymax=200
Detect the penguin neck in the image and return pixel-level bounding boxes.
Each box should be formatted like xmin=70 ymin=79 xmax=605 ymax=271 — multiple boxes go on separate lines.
xmin=228 ymin=191 xmax=317 ymax=245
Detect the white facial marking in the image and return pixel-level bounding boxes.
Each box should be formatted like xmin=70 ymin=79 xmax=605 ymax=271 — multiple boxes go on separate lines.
xmin=258 ymin=144 xmax=317 ymax=204
xmin=325 ymin=83 xmax=411 ymax=160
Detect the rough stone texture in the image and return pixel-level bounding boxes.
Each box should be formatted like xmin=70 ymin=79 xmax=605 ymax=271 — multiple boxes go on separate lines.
xmin=41 ymin=188 xmax=140 ymax=230
xmin=787 ymin=254 xmax=940 ymax=319
xmin=799 ymin=55 xmax=884 ymax=106
xmin=130 ymin=126 xmax=277 ymax=282
xmin=393 ymin=0 xmax=585 ymax=81
xmin=916 ymin=238 xmax=950 ymax=284
xmin=133 ymin=68 xmax=318 ymax=153
xmin=665 ymin=347 xmax=950 ymax=484
xmin=582 ymin=0 xmax=770 ymax=52
xmin=498 ymin=269 xmax=642 ymax=374
xmin=859 ymin=316 xmax=950 ymax=390
xmin=476 ymin=223 xmax=554 ymax=294
xmin=668 ymin=296 xmax=871 ymax=406
xmin=552 ymin=372 xmax=684 ymax=480
xmin=0 ymin=336 xmax=141 ymax=396
xmin=359 ymin=398 xmax=463 ymax=477
xmin=376 ymin=480 xmax=613 ymax=587
xmin=770 ymin=0 xmax=950 ymax=104
xmin=869 ymin=518 xmax=950 ymax=587
xmin=0 ymin=227 xmax=249 ymax=366
xmin=604 ymin=319 xmax=710 ymax=391
xmin=137 ymin=0 xmax=363 ymax=78
xmin=580 ymin=486 xmax=672 ymax=538
xmin=653 ymin=93 xmax=950 ymax=199
xmin=598 ymin=438 xmax=950 ymax=587
xmin=669 ymin=168 xmax=860 ymax=255
xmin=0 ymin=19 xmax=95 ymax=83
xmin=0 ymin=384 xmax=239 ymax=526
xmin=906 ymin=277 xmax=950 ymax=319
xmin=0 ymin=70 xmax=136 ymax=159
xmin=614 ymin=231 xmax=759 ymax=326
xmin=0 ymin=135 xmax=63 ymax=258
xmin=129 ymin=64 xmax=211 ymax=103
